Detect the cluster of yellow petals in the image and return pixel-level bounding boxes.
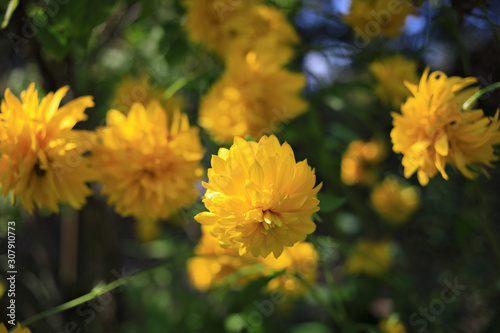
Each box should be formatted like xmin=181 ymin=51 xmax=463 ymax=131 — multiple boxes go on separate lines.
xmin=370 ymin=55 xmax=419 ymax=105
xmin=0 ymin=84 xmax=95 ymax=213
xmin=195 ymin=135 xmax=321 ymax=258
xmin=183 ymin=0 xmax=307 ymax=142
xmin=188 ymin=226 xmax=318 ymax=298
xmin=182 ymin=0 xmax=255 ymax=56
xmin=187 ymin=226 xmax=261 ymax=291
xmin=92 ymin=100 xmax=204 ymax=229
xmin=344 ymin=0 xmax=414 ymax=38
xmin=391 ymin=68 xmax=500 ymax=186
xmin=225 ymin=5 xmax=300 ymax=68
xmin=345 ymin=240 xmax=393 ymax=276
xmin=340 ymin=139 xmax=386 ymax=186
xmin=379 ymin=317 xmax=407 ymax=333
xmin=370 ymin=176 xmax=420 ymax=224
xmin=0 ymin=323 xmax=31 ymax=333
xmin=199 ymin=55 xmax=308 ymax=143
xmin=183 ymin=0 xmax=298 ymax=65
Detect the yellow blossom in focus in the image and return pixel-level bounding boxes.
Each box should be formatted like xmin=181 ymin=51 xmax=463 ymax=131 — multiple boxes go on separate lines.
xmin=370 ymin=55 xmax=419 ymax=105
xmin=92 ymin=100 xmax=204 ymax=228
xmin=195 ymin=135 xmax=322 ymax=258
xmin=344 ymin=0 xmax=413 ymax=39
xmin=187 ymin=227 xmax=262 ymax=291
xmin=182 ymin=0 xmax=255 ymax=56
xmin=0 ymin=83 xmax=96 ymax=213
xmin=371 ymin=176 xmax=419 ymax=224
xmin=110 ymin=74 xmax=170 ymax=113
xmin=391 ymin=68 xmax=500 ymax=186
xmin=0 ymin=323 xmax=31 ymax=333
xmin=225 ymin=5 xmax=299 ymax=69
xmin=380 ymin=317 xmax=406 ymax=333
xmin=345 ymin=240 xmax=393 ymax=275
xmin=341 ymin=139 xmax=386 ymax=185
xmin=199 ymin=57 xmax=308 ymax=143
xmin=260 ymin=242 xmax=318 ymax=298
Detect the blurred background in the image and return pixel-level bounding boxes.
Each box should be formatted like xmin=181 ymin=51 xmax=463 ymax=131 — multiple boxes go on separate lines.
xmin=1 ymin=0 xmax=500 ymax=332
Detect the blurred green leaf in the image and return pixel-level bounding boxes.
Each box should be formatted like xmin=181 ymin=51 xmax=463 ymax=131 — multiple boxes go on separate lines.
xmin=290 ymin=322 xmax=333 ymax=333
xmin=318 ymin=193 xmax=346 ymax=214
xmin=36 ymin=23 xmax=69 ymax=60
xmin=1 ymin=0 xmax=18 ymax=29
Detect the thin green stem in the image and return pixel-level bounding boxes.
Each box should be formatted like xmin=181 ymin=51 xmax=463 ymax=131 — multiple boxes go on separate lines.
xmin=463 ymin=81 xmax=500 ymax=111
xmin=19 ymin=278 xmax=128 ymax=328
xmin=479 ymin=218 xmax=500 ymax=275
xmin=16 ymin=254 xmax=192 ymax=331
xmin=295 ymin=273 xmax=353 ymax=331
xmin=444 ymin=10 xmax=472 ymax=76
xmin=163 ymin=71 xmax=203 ymax=99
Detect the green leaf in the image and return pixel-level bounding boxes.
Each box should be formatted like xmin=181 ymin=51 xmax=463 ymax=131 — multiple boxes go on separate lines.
xmin=36 ymin=23 xmax=69 ymax=60
xmin=318 ymin=193 xmax=346 ymax=214
xmin=1 ymin=0 xmax=19 ymax=29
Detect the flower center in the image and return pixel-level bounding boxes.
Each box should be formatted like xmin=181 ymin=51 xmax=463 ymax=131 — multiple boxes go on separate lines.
xmin=34 ymin=160 xmax=46 ymax=177
xmin=262 ymin=210 xmax=282 ymax=230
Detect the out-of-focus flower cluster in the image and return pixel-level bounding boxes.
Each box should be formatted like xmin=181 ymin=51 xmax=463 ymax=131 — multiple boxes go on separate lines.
xmin=183 ymin=0 xmax=308 ymax=142
xmin=187 ymin=226 xmax=318 ymax=299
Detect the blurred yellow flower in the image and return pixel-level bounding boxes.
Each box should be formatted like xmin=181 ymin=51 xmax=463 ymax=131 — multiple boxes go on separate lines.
xmin=340 ymin=139 xmax=386 ymax=185
xmin=110 ymin=74 xmax=169 ymax=113
xmin=0 ymin=281 xmax=4 ymax=299
xmin=187 ymin=226 xmax=262 ymax=291
xmin=344 ymin=0 xmax=413 ymax=40
xmin=370 ymin=176 xmax=419 ymax=224
xmin=182 ymin=0 xmax=255 ymax=56
xmin=261 ymin=242 xmax=318 ymax=298
xmin=345 ymin=240 xmax=393 ymax=275
xmin=0 ymin=83 xmax=96 ymax=213
xmin=199 ymin=57 xmax=308 ymax=143
xmin=195 ymin=135 xmax=321 ymax=258
xmin=370 ymin=55 xmax=419 ymax=105
xmin=92 ymin=100 xmax=204 ymax=227
xmin=0 ymin=323 xmax=31 ymax=333
xmin=391 ymin=68 xmax=500 ymax=186
xmin=226 ymin=5 xmax=299 ymax=69
xmin=380 ymin=317 xmax=406 ymax=333
xmin=188 ymin=227 xmax=318 ymax=299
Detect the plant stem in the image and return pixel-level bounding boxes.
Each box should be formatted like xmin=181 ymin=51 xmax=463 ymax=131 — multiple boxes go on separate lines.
xmin=463 ymin=81 xmax=500 ymax=111
xmin=16 ymin=255 xmax=192 ymax=331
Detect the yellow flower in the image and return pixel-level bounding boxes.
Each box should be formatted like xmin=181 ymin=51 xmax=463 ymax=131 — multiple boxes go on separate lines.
xmin=391 ymin=68 xmax=500 ymax=186
xmin=187 ymin=226 xmax=261 ymax=291
xmin=344 ymin=0 xmax=413 ymax=39
xmin=340 ymin=139 xmax=386 ymax=185
xmin=195 ymin=135 xmax=322 ymax=258
xmin=0 ymin=83 xmax=95 ymax=213
xmin=370 ymin=176 xmax=419 ymax=224
xmin=110 ymin=74 xmax=171 ymax=113
xmin=0 ymin=280 xmax=4 ymax=299
xmin=199 ymin=57 xmax=308 ymax=143
xmin=92 ymin=100 xmax=204 ymax=225
xmin=260 ymin=242 xmax=318 ymax=298
xmin=380 ymin=317 xmax=406 ymax=333
xmin=369 ymin=55 xmax=419 ymax=105
xmin=225 ymin=5 xmax=299 ymax=69
xmin=182 ymin=0 xmax=255 ymax=56
xmin=188 ymin=227 xmax=318 ymax=298
xmin=0 ymin=323 xmax=31 ymax=333
xmin=345 ymin=240 xmax=393 ymax=275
